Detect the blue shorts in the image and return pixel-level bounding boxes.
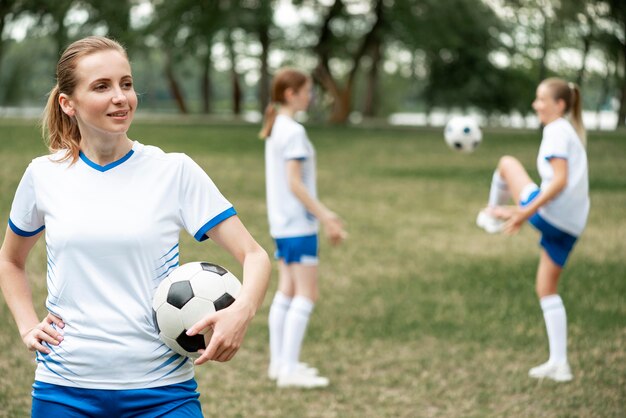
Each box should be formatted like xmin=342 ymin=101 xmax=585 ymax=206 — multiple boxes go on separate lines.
xmin=31 ymin=379 xmax=203 ymax=418
xmin=521 ymin=186 xmax=578 ymax=268
xmin=274 ymin=234 xmax=319 ymax=265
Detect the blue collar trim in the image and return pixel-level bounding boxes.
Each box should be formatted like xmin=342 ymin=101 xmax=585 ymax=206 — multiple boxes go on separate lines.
xmin=79 ymin=149 xmax=135 ymax=172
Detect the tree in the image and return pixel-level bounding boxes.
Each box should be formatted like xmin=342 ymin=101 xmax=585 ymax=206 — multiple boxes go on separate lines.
xmin=304 ymin=0 xmax=387 ymax=123
xmin=606 ymin=0 xmax=626 ymax=127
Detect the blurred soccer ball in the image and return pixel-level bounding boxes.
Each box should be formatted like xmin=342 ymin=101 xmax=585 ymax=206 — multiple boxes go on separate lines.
xmin=444 ymin=116 xmax=482 ymax=153
xmin=152 ymin=262 xmax=241 ymax=358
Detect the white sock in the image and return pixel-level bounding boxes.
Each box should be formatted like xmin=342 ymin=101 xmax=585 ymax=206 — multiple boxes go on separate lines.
xmin=540 ymin=294 xmax=568 ymax=365
xmin=280 ymin=296 xmax=314 ymax=375
xmin=268 ymin=291 xmax=292 ymax=369
xmin=488 ymin=170 xmax=510 ymax=207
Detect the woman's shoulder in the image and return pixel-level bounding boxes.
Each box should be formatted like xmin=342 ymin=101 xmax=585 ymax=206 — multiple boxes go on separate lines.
xmin=28 ymin=150 xmax=72 ymax=168
xmin=136 ymin=142 xmax=189 ymax=163
xmin=272 ymin=115 xmax=307 ymax=141
xmin=543 ymin=118 xmax=578 ymax=141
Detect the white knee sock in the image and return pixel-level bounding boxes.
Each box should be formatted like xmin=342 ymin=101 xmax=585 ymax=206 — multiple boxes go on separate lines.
xmin=281 ymin=296 xmax=314 ymax=375
xmin=268 ymin=291 xmax=292 ymax=368
xmin=488 ymin=170 xmax=510 ymax=207
xmin=540 ymin=294 xmax=568 ymax=365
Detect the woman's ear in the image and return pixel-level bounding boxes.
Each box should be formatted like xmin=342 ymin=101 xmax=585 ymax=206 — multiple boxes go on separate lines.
xmin=556 ymin=98 xmax=567 ymax=115
xmin=283 ymin=87 xmax=295 ymax=103
xmin=58 ymin=93 xmax=75 ymax=117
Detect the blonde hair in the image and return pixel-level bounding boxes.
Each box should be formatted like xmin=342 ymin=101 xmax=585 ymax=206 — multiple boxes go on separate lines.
xmin=258 ymin=68 xmax=310 ymax=139
xmin=42 ymin=36 xmax=128 ymax=163
xmin=541 ymin=77 xmax=586 ymax=146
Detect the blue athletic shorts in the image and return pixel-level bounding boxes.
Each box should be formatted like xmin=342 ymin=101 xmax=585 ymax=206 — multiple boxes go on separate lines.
xmin=274 ymin=234 xmax=319 ymax=265
xmin=521 ymin=185 xmax=578 ymax=268
xmin=31 ymin=379 xmax=203 ymax=418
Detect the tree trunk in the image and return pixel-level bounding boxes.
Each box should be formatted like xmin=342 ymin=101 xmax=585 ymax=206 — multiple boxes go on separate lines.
xmin=0 ymin=15 xmax=5 ymax=81
xmin=363 ymin=38 xmax=381 ymax=117
xmin=201 ymin=51 xmax=212 ymax=114
xmin=164 ymin=51 xmax=188 ymax=114
xmin=538 ymin=7 xmax=549 ymax=83
xmin=226 ymin=30 xmax=242 ymax=116
xmin=576 ymin=35 xmax=591 ymax=86
xmin=258 ymin=25 xmax=270 ymax=113
xmin=52 ymin=3 xmax=72 ymax=57
xmin=618 ymin=77 xmax=626 ymax=128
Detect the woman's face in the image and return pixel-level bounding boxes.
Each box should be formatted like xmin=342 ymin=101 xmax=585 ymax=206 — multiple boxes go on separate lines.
xmin=532 ymin=83 xmax=565 ymax=126
xmin=290 ymin=79 xmax=312 ymax=112
xmin=61 ymin=49 xmax=137 ymax=140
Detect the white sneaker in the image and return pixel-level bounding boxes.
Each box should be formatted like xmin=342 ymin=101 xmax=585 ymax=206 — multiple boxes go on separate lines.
xmin=528 ymin=361 xmax=573 ymax=382
xmin=476 ymin=209 xmax=504 ymax=234
xmin=268 ymin=362 xmax=318 ymax=380
xmin=277 ymin=369 xmax=329 ymax=389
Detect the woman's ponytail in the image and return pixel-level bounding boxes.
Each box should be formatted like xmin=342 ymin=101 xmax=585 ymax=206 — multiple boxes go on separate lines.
xmin=42 ymin=85 xmax=81 ymax=162
xmin=569 ymin=82 xmax=586 ymax=147
xmin=259 ymin=102 xmax=278 ymax=140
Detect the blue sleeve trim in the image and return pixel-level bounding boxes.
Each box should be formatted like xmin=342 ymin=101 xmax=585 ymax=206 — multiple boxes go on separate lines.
xmin=287 ymin=157 xmax=307 ymax=161
xmin=8 ymin=219 xmax=45 ymax=237
xmin=193 ymin=207 xmax=237 ymax=242
xmin=544 ymin=155 xmax=567 ymax=161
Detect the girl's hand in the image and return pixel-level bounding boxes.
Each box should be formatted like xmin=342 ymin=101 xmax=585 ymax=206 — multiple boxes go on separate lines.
xmin=322 ymin=211 xmax=347 ymax=245
xmin=21 ymin=313 xmax=65 ymax=354
xmin=503 ymin=206 xmax=531 ymax=235
xmin=186 ymin=301 xmax=254 ymax=366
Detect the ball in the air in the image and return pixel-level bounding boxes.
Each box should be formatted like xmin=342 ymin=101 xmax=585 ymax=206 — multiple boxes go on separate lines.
xmin=444 ymin=116 xmax=482 ymax=153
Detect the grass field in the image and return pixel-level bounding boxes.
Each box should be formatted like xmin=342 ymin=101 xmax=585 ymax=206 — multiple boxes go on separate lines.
xmin=0 ymin=118 xmax=624 ymax=417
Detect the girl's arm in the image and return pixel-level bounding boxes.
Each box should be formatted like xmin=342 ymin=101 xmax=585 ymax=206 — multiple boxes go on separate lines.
xmin=504 ymin=158 xmax=568 ymax=234
xmin=286 ymin=159 xmax=347 ymax=245
xmin=187 ymin=216 xmax=271 ymax=365
xmin=0 ymin=227 xmax=64 ymax=353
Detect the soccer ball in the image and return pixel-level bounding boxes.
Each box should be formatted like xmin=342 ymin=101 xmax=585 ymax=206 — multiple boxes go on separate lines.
xmin=443 ymin=116 xmax=482 ymax=153
xmin=152 ymin=261 xmax=242 ymax=358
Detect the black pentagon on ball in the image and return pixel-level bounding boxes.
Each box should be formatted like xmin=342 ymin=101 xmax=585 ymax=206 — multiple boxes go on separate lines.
xmin=167 ymin=281 xmax=194 ymax=309
xmin=454 ymin=142 xmax=463 ymax=149
xmin=463 ymin=126 xmax=471 ymax=134
xmin=152 ymin=308 xmax=160 ymax=334
xmin=213 ymin=293 xmax=236 ymax=311
xmin=200 ymin=262 xmax=227 ymax=276
xmin=176 ymin=330 xmax=205 ymax=352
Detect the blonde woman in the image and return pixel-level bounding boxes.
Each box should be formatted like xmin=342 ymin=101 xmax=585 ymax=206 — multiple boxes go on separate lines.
xmin=477 ymin=78 xmax=589 ymax=382
xmin=0 ymin=36 xmax=270 ymax=416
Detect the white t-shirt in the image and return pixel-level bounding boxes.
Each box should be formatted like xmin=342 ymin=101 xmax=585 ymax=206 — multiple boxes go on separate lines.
xmin=265 ymin=114 xmax=318 ymax=238
xmin=8 ymin=141 xmax=235 ymax=389
xmin=537 ymin=118 xmax=589 ymax=236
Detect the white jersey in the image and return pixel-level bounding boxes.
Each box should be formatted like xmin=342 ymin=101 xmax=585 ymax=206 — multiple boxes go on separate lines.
xmin=265 ymin=114 xmax=318 ymax=238
xmin=537 ymin=118 xmax=589 ymax=236
xmin=8 ymin=141 xmax=235 ymax=389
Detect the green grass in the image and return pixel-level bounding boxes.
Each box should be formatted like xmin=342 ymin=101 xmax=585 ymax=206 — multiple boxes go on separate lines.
xmin=0 ymin=119 xmax=624 ymax=417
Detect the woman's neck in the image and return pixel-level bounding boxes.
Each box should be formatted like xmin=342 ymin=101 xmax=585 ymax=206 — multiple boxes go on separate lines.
xmin=80 ymin=135 xmax=133 ymax=166
xmin=278 ymin=106 xmax=296 ymax=118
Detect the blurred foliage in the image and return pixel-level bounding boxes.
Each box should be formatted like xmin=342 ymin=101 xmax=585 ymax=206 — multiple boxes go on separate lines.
xmin=0 ymin=0 xmax=624 ymax=126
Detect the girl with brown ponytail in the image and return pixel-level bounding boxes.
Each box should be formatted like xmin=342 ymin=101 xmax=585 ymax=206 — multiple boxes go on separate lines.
xmin=262 ymin=68 xmax=347 ymax=388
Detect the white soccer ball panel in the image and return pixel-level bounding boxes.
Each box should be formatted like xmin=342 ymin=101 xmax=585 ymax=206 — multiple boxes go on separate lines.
xmin=222 ymin=272 xmax=242 ymax=298
xmin=155 ymin=303 xmax=185 ymax=338
xmin=179 ymin=296 xmax=216 ymax=330
xmin=167 ymin=262 xmax=204 ymax=283
xmin=152 ymin=277 xmax=172 ymax=310
xmin=189 ymin=272 xmax=227 ymax=301
xmin=159 ymin=333 xmax=197 ymax=358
